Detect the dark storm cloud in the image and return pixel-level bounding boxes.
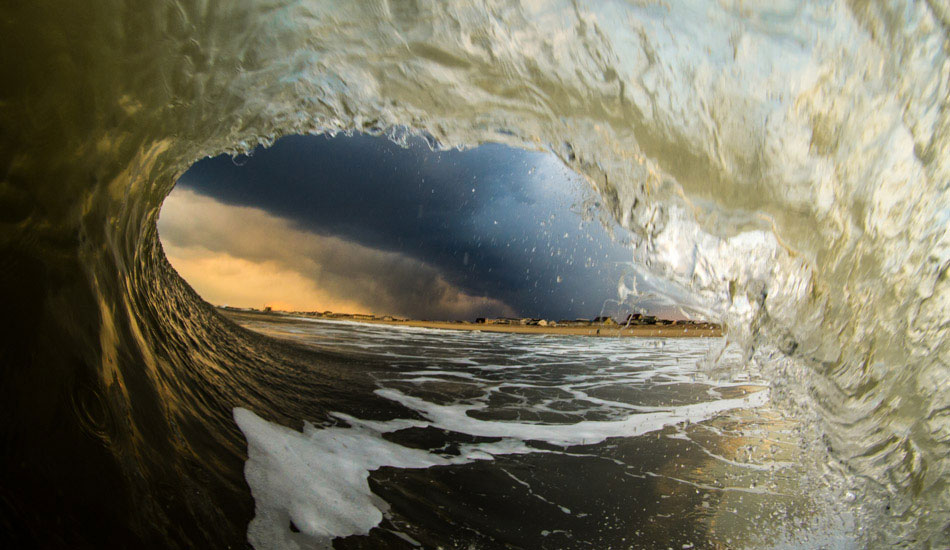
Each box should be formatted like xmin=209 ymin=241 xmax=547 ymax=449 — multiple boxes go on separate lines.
xmin=174 ymin=133 xmax=633 ymax=319
xmin=159 ymin=189 xmax=516 ymax=320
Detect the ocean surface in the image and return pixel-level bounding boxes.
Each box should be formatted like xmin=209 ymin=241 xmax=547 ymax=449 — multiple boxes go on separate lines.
xmin=228 ymin=312 xmax=813 ymax=549
xmin=1 ymin=0 xmax=947 ymax=548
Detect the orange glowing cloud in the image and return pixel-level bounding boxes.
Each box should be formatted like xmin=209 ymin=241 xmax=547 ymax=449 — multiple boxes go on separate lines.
xmin=158 ymin=245 xmax=371 ymax=313
xmin=158 ymin=188 xmax=516 ymax=320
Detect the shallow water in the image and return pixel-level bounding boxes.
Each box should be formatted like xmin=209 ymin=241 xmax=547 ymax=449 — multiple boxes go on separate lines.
xmin=230 ymin=312 xmax=817 ymax=549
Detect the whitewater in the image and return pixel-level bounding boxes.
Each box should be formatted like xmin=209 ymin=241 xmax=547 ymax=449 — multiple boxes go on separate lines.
xmin=0 ymin=0 xmax=946 ymax=548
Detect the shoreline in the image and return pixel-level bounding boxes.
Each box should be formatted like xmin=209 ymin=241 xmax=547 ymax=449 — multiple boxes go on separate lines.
xmin=223 ymin=309 xmax=723 ymax=338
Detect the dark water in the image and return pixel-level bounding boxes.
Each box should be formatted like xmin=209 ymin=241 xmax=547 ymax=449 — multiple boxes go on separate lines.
xmin=226 ymin=312 xmax=812 ymax=549
xmin=0 ymin=252 xmax=404 ymax=548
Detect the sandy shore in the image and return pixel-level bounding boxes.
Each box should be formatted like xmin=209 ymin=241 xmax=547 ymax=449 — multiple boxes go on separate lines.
xmin=370 ymin=318 xmax=721 ymax=338
xmin=225 ymin=310 xmax=722 ymax=338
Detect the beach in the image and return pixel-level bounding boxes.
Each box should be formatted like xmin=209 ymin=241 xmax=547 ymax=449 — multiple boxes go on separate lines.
xmin=222 ymin=309 xmax=723 ymax=338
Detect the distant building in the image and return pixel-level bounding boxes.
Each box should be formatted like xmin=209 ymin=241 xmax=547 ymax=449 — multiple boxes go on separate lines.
xmin=486 ymin=317 xmax=521 ymax=325
xmin=623 ymin=314 xmax=656 ymax=325
xmin=556 ymin=318 xmax=592 ymax=327
xmin=592 ymin=316 xmax=618 ymax=326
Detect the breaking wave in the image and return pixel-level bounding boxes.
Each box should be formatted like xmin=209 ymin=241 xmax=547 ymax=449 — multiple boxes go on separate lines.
xmin=0 ymin=0 xmax=946 ymax=547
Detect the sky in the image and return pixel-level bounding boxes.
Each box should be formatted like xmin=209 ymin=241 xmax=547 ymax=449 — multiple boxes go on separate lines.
xmin=158 ymin=133 xmax=645 ymax=321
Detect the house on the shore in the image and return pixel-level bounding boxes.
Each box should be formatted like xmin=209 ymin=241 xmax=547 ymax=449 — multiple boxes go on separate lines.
xmin=483 ymin=317 xmax=522 ymax=325
xmin=623 ymin=313 xmax=657 ymax=325
xmin=556 ymin=318 xmax=593 ymax=327
xmin=592 ymin=316 xmax=618 ymax=326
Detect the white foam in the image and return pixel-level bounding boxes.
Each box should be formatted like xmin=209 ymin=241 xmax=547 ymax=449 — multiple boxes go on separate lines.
xmin=234 ymin=406 xmax=559 ymax=549
xmin=375 ymin=387 xmax=768 ymax=447
xmin=235 ymin=386 xmax=768 ymax=548
xmin=234 ymin=408 xmax=454 ymax=549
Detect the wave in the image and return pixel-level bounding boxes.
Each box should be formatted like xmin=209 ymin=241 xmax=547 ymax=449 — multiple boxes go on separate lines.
xmin=0 ymin=0 xmax=946 ymax=547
